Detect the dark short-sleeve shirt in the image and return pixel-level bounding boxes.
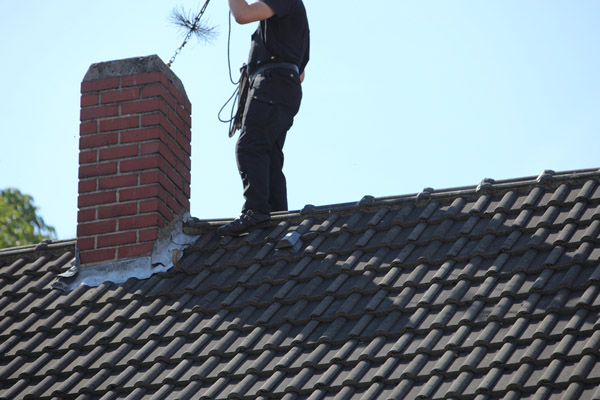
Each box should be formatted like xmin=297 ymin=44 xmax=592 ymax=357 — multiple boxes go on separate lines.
xmin=247 ymin=0 xmax=310 ymax=75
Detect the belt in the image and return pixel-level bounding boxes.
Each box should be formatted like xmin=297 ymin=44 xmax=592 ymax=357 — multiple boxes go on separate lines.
xmin=251 ymin=62 xmax=299 ymax=80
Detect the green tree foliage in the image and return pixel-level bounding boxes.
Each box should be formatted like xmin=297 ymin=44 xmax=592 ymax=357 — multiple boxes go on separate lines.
xmin=0 ymin=188 xmax=57 ymax=248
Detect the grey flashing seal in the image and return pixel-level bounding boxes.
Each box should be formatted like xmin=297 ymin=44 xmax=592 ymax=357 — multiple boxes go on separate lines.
xmin=276 ymin=231 xmax=303 ymax=252
xmin=52 ymin=216 xmax=200 ymax=292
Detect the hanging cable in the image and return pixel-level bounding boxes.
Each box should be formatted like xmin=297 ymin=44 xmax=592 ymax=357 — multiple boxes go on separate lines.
xmin=226 ymin=12 xmax=240 ymax=85
xmin=218 ymin=12 xmax=247 ymax=137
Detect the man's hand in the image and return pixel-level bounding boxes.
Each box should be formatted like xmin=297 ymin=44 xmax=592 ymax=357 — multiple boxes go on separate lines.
xmin=229 ymin=0 xmax=275 ymax=24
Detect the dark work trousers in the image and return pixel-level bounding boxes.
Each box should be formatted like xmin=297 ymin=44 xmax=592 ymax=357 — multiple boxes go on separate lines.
xmin=236 ymin=68 xmax=302 ymax=214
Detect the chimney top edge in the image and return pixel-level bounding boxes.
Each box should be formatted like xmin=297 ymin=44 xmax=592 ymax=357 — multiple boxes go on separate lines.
xmin=83 ymin=55 xmax=186 ymax=97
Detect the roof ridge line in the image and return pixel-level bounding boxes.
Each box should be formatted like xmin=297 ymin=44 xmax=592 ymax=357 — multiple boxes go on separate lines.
xmin=300 ymin=168 xmax=600 ymax=215
xmin=181 ymin=168 xmax=600 ymax=230
xmin=0 ymin=239 xmax=76 ymax=261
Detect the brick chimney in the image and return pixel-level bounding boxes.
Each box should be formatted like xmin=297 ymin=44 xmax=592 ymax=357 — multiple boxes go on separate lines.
xmin=77 ymin=55 xmax=191 ymax=266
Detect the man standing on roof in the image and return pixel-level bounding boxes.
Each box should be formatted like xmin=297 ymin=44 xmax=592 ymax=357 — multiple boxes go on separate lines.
xmin=218 ymin=0 xmax=310 ymax=237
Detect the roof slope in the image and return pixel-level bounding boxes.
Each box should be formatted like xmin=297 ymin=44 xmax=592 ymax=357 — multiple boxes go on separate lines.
xmin=1 ymin=169 xmax=600 ymax=399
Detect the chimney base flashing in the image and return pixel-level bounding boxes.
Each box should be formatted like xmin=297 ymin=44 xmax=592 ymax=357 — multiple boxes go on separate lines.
xmin=54 ymin=220 xmax=199 ymax=292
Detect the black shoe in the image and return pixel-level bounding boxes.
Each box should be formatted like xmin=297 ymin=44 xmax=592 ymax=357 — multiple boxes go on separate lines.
xmin=217 ymin=209 xmax=271 ymax=237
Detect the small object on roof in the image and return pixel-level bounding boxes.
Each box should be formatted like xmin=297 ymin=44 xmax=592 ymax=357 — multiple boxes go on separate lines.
xmin=417 ymin=187 xmax=434 ymax=200
xmin=301 ymin=204 xmax=317 ymax=215
xmin=276 ymin=231 xmax=303 ymax=252
xmin=537 ymin=169 xmax=556 ymax=183
xmin=358 ymin=195 xmax=375 ymax=206
xmin=476 ymin=178 xmax=496 ymax=192
xmin=34 ymin=239 xmax=52 ymax=251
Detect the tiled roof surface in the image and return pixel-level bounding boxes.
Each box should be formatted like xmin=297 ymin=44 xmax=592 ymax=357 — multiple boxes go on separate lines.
xmin=2 ymin=169 xmax=600 ymax=399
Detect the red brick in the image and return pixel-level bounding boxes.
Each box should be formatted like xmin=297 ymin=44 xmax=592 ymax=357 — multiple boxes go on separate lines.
xmin=176 ymin=104 xmax=192 ymax=128
xmin=120 ymin=127 xmax=167 ymax=144
xmin=77 ymin=209 xmax=96 ymax=223
xmin=141 ymin=113 xmax=176 ymax=137
xmin=120 ymin=155 xmax=165 ymax=173
xmin=158 ymin=201 xmax=175 ymax=221
xmin=138 ymin=199 xmax=174 ymax=222
xmin=119 ymin=214 xmax=162 ymax=231
xmin=139 ymin=199 xmax=160 ymax=213
xmin=182 ymin=152 xmax=191 ymax=170
xmin=141 ymin=85 xmax=165 ymax=98
xmin=77 ymin=190 xmax=117 ymax=208
xmin=80 ymin=104 xmax=119 ymax=121
xmin=142 ymin=84 xmax=178 ymax=111
xmin=121 ymin=98 xmax=168 ymax=116
xmin=97 ymin=232 xmax=137 ymax=249
xmin=175 ymin=190 xmax=190 ymax=212
xmin=80 ymin=133 xmax=118 ymax=150
xmin=139 ymin=171 xmax=161 ymax=185
xmin=101 ymin=88 xmax=140 ymax=104
xmin=119 ymin=185 xmax=161 ymax=202
xmin=79 ymin=150 xmax=98 ymax=165
xmin=165 ymin=165 xmax=185 ymax=190
xmin=80 ymin=248 xmax=116 ymax=265
xmin=182 ymin=124 xmax=192 ymax=143
xmin=99 ymin=144 xmax=139 ymax=161
xmin=140 ymin=141 xmax=161 ymax=156
xmin=97 ymin=203 xmax=138 ymax=219
xmin=99 ymin=116 xmax=140 ymax=132
xmin=80 ymin=121 xmax=98 ymax=135
xmin=77 ymin=220 xmax=117 ymax=236
xmin=166 ymin=137 xmax=186 ymax=161
xmin=79 ymin=162 xmax=118 ymax=179
xmin=117 ymin=242 xmax=155 ymax=259
xmin=175 ymin=131 xmax=192 ymax=156
xmin=139 ymin=228 xmax=159 ymax=242
xmin=98 ymin=174 xmax=138 ymax=190
xmin=122 ymin=72 xmax=167 ymax=88
xmin=81 ymin=94 xmax=99 ymax=107
xmin=138 ymin=199 xmax=174 ymax=221
xmin=77 ymin=237 xmax=95 ymax=251
xmin=175 ymin=160 xmax=191 ymax=184
xmin=167 ymin=108 xmax=191 ymax=142
xmin=165 ymin=193 xmax=181 ymax=215
xmin=144 ymin=142 xmax=175 ymax=168
xmin=166 ymin=80 xmax=191 ymax=112
xmin=158 ymin=173 xmax=175 ymax=193
xmin=167 ymin=109 xmax=186 ymax=135
xmin=81 ymin=78 xmax=120 ymax=93
xmin=78 ymin=179 xmax=97 ymax=194
xmin=140 ymin=195 xmax=175 ymax=221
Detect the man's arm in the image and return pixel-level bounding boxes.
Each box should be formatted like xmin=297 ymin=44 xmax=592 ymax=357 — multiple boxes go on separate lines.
xmin=228 ymin=0 xmax=275 ymax=24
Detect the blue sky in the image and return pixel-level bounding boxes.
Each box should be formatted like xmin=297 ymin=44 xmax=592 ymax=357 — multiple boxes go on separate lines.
xmin=1 ymin=1 xmax=599 ymax=240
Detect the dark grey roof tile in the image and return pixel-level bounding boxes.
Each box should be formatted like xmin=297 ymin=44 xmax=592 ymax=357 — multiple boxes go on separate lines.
xmin=325 ymin=212 xmax=361 ymax=234
xmin=551 ymin=359 xmax=583 ymax=387
xmin=0 ymin=257 xmax=26 ymax=278
xmin=580 ymin=202 xmax=600 ymax=223
xmin=575 ymin=179 xmax=599 ymax=201
xmin=4 ymin=171 xmax=600 ymax=399
xmin=92 ymin=365 xmax=134 ymax=393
